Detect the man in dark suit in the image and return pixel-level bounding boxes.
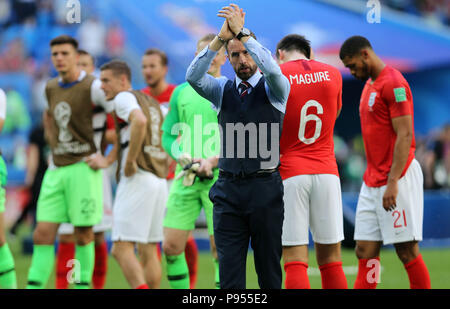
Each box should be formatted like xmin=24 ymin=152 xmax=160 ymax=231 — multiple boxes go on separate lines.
xmin=186 ymin=4 xmax=290 ymax=288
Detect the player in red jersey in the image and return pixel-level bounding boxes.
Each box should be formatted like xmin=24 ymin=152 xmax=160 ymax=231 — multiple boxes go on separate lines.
xmin=141 ymin=48 xmax=199 ymax=288
xmin=340 ymin=36 xmax=430 ymax=289
xmin=141 ymin=48 xmax=176 ymax=117
xmin=276 ymin=34 xmax=347 ymax=289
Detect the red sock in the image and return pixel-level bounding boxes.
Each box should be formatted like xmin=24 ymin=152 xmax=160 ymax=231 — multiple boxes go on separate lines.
xmin=92 ymin=241 xmax=108 ymax=289
xmin=354 ymin=257 xmax=380 ymax=289
xmin=284 ymin=261 xmax=310 ymax=289
xmin=56 ymin=242 xmax=75 ymax=289
xmin=185 ymin=236 xmax=198 ymax=289
xmin=404 ymin=254 xmax=431 ymax=289
xmin=319 ymin=261 xmax=348 ymax=289
xmin=136 ymin=283 xmax=149 ymax=289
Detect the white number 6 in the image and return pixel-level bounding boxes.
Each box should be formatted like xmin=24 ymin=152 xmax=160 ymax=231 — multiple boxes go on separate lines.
xmin=298 ymin=100 xmax=323 ymax=145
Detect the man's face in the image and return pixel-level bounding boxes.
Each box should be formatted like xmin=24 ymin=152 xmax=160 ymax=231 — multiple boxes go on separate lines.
xmin=342 ymin=53 xmax=370 ymax=81
xmin=100 ymin=69 xmax=123 ymax=100
xmin=78 ymin=54 xmax=95 ymax=74
xmin=197 ymin=40 xmax=227 ymax=76
xmin=141 ymin=54 xmax=167 ymax=88
xmin=227 ymin=39 xmax=257 ymax=81
xmin=51 ymin=44 xmax=79 ymax=74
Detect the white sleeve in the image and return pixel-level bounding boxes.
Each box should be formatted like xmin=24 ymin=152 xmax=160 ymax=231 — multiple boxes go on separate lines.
xmin=0 ymin=89 xmax=7 ymax=120
xmin=114 ymin=92 xmax=141 ymax=122
xmin=43 ymin=86 xmax=49 ymax=111
xmin=91 ymin=79 xmax=114 ymax=113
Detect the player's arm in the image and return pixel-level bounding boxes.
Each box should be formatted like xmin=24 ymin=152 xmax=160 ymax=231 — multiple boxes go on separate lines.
xmin=185 ymin=48 xmax=227 ymax=110
xmin=243 ymin=37 xmax=290 ymax=105
xmin=91 ymin=79 xmax=114 ymax=113
xmin=186 ymin=21 xmax=229 ymax=110
xmin=161 ymin=86 xmax=183 ymax=161
xmin=41 ymin=88 xmax=57 ymax=146
xmin=24 ymin=130 xmax=40 ymax=187
xmin=194 ymin=155 xmax=219 ymax=178
xmin=221 ymin=4 xmax=290 ymax=105
xmin=390 ymin=115 xmax=414 ymax=182
xmin=125 ymin=108 xmax=147 ymax=177
xmin=85 ymin=80 xmax=119 ymax=169
xmin=85 ymin=115 xmax=118 ymax=170
xmin=382 ymin=82 xmax=414 ymax=211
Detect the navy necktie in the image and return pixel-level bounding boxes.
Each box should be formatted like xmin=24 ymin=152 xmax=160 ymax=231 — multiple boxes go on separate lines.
xmin=238 ymin=81 xmax=251 ymax=99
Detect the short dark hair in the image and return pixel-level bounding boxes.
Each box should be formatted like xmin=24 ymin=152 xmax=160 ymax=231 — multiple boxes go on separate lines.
xmin=78 ymin=49 xmax=95 ymax=65
xmin=339 ymin=36 xmax=372 ymax=60
xmin=225 ymin=31 xmax=257 ymax=54
xmin=276 ymin=34 xmax=311 ymax=59
xmin=100 ymin=60 xmax=132 ymax=82
xmin=198 ymin=33 xmax=216 ymax=46
xmin=50 ymin=35 xmax=78 ymax=49
xmin=144 ymin=48 xmax=168 ymax=66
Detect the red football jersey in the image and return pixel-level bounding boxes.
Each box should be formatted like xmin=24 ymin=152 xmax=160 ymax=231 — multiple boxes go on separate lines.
xmin=141 ymin=84 xmax=176 ymax=110
xmin=142 ymin=84 xmax=177 ymax=180
xmin=106 ymin=113 xmax=115 ymax=130
xmin=359 ymin=65 xmax=415 ymax=187
xmin=279 ymin=59 xmax=342 ymax=180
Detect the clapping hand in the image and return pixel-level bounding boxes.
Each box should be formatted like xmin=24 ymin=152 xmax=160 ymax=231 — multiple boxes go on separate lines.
xmin=218 ymin=3 xmax=246 ymax=37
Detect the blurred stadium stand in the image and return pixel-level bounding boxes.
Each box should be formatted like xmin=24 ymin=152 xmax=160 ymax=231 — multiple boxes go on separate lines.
xmin=0 ymin=0 xmax=449 ymax=248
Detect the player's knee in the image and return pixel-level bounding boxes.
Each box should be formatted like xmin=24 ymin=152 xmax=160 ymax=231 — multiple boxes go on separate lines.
xmin=282 ymin=246 xmax=308 ymax=264
xmin=162 ymin=241 xmax=182 ymax=256
xmin=94 ymin=232 xmax=105 ymax=245
xmin=32 ymin=227 xmax=54 ymax=244
xmin=0 ymin=236 xmax=6 ymax=246
xmin=74 ymin=227 xmax=94 ymax=245
xmin=111 ymin=244 xmax=121 ymax=260
xmin=355 ymin=244 xmax=372 ymax=260
xmin=395 ymin=243 xmax=419 ymax=265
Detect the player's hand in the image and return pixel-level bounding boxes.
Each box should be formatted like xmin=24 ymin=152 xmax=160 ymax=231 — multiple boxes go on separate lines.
xmin=124 ymin=160 xmax=138 ymax=177
xmin=382 ymin=179 xmax=398 ymax=211
xmin=85 ymin=153 xmax=109 ymax=170
xmin=178 ymin=153 xmax=192 ymax=168
xmin=218 ymin=4 xmax=245 ymax=36
xmin=217 ymin=17 xmax=235 ymax=41
xmin=194 ymin=158 xmax=214 ymax=179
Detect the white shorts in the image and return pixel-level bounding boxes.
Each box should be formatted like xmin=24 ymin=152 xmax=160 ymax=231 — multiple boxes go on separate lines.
xmin=282 ymin=174 xmax=344 ymax=246
xmin=112 ymin=169 xmax=167 ymax=244
xmin=58 ymin=170 xmax=114 ymax=235
xmin=354 ymin=159 xmax=424 ymax=245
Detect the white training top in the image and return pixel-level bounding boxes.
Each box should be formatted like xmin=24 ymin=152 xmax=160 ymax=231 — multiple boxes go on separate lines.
xmin=0 ymin=88 xmax=7 ymax=120
xmin=114 ymin=90 xmax=141 ymax=174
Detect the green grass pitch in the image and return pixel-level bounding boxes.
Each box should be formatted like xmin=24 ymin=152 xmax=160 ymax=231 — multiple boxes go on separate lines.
xmin=7 ymin=233 xmax=450 ymax=289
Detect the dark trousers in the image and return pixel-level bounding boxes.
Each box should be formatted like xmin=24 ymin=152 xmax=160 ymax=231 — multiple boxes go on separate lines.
xmin=209 ymin=171 xmax=284 ymax=289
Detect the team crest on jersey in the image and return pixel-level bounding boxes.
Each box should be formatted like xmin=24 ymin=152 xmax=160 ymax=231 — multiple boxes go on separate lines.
xmin=368 ymin=92 xmax=377 ymax=111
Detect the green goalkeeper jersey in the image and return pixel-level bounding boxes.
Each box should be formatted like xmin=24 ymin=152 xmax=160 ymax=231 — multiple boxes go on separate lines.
xmin=162 ymin=82 xmax=220 ymax=163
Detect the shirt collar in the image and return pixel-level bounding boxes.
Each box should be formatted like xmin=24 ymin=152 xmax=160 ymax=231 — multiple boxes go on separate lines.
xmin=58 ymin=70 xmax=86 ymax=84
xmin=235 ymin=70 xmax=262 ymax=89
